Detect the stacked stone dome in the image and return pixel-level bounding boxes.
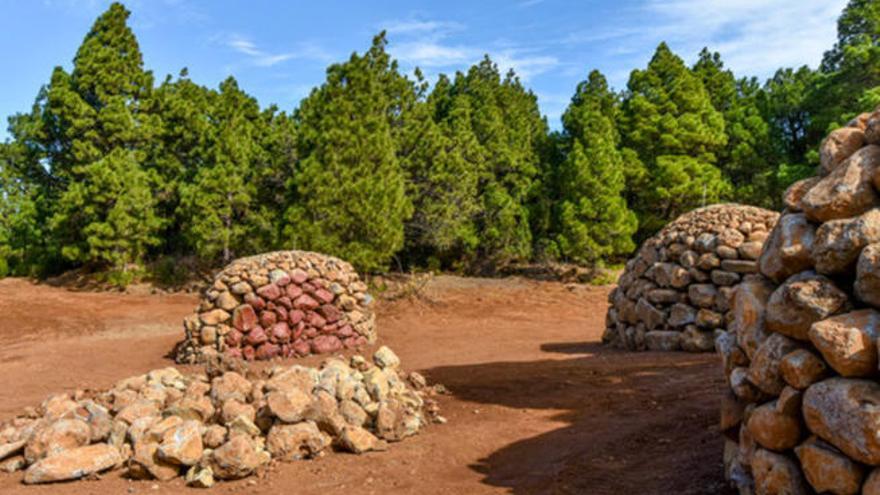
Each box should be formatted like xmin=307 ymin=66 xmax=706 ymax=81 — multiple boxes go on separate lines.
xmin=176 ymin=251 xmax=375 ymax=364
xmin=603 ymin=204 xmax=779 ymax=352
xmin=719 ymin=109 xmax=880 ymax=494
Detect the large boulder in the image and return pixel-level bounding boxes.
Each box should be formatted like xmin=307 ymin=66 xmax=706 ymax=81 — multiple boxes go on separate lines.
xmin=802 ymin=378 xmax=880 ymax=465
xmin=758 ymin=213 xmax=817 ymax=283
xmin=808 ymin=309 xmax=880 ymax=377
xmin=765 ymin=271 xmax=849 ymax=341
xmin=801 ymin=145 xmax=880 ymax=223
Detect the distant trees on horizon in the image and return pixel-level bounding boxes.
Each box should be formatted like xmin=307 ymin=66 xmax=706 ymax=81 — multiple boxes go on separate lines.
xmin=0 ymin=1 xmax=878 ymax=283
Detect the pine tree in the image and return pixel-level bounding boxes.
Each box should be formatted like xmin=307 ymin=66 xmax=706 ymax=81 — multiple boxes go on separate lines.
xmin=693 ymin=49 xmax=776 ymax=206
xmin=6 ymin=2 xmax=163 ymax=276
xmin=285 ymin=33 xmax=413 ymax=272
xmin=549 ymin=70 xmax=637 ymax=264
xmin=401 ymin=74 xmax=481 ymax=269
xmin=178 ymin=77 xmax=274 ymax=264
xmin=49 ymin=149 xmax=161 ymax=280
xmin=437 ymin=57 xmax=548 ymax=270
xmin=620 ymin=42 xmax=730 ymax=236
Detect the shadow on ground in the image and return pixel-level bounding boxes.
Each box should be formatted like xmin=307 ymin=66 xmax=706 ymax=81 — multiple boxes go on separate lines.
xmin=424 ymin=343 xmax=734 ymax=495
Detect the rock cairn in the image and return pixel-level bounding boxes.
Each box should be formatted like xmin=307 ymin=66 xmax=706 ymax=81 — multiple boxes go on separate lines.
xmin=0 ymin=347 xmax=442 ymax=486
xmin=176 ymin=251 xmax=376 ymax=364
xmin=603 ymin=204 xmax=779 ymax=352
xmin=719 ymin=109 xmax=880 ymax=494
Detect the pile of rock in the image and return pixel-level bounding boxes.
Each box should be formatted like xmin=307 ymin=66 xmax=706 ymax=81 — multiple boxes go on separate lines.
xmin=603 ymin=204 xmax=779 ymax=352
xmin=719 ymin=109 xmax=880 ymax=494
xmin=176 ymin=251 xmax=376 ymax=364
xmin=0 ymin=347 xmax=441 ymax=486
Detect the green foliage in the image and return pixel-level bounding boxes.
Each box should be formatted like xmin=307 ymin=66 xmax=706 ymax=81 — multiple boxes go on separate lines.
xmin=5 ymin=0 xmax=880 ymax=282
xmin=693 ymin=50 xmax=777 ymax=207
xmin=543 ymin=70 xmax=637 ymax=264
xmin=620 ymin=43 xmax=730 ymax=238
xmin=50 ymin=149 xmax=162 ymax=271
xmin=285 ymin=34 xmax=413 ymax=272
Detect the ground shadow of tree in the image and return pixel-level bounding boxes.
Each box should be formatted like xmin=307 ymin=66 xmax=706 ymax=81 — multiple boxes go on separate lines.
xmin=423 ymin=343 xmax=735 ymax=495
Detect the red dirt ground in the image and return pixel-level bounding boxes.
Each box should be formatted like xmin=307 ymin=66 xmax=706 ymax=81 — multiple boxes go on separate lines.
xmin=0 ymin=276 xmax=730 ymax=494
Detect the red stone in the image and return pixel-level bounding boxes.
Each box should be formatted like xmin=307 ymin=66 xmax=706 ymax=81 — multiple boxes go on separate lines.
xmin=293 ymin=321 xmax=305 ymax=340
xmin=273 ymin=273 xmax=291 ymax=287
xmin=311 ymin=335 xmax=342 ymax=354
xmin=294 ymin=295 xmax=319 ymax=311
xmin=259 ymin=311 xmax=277 ymax=328
xmin=302 ymin=282 xmax=316 ymax=293
xmin=246 ymin=326 xmax=268 ymax=346
xmin=343 ymin=337 xmax=358 ymax=349
xmin=318 ymin=304 xmax=341 ymax=323
xmin=355 ymin=336 xmax=367 ymax=346
xmin=277 ymin=296 xmax=293 ymax=310
xmin=256 ymin=284 xmax=282 ymax=301
xmin=338 ymin=324 xmax=354 ymax=338
xmin=304 ymin=327 xmax=318 ymax=338
xmin=290 ymin=269 xmax=308 ymax=285
xmin=286 ymin=284 xmax=303 ymax=299
xmin=271 ymin=322 xmax=291 ymax=342
xmin=244 ymin=293 xmax=265 ymax=311
xmin=226 ymin=347 xmax=243 ymax=359
xmin=314 ymin=289 xmax=335 ymax=305
xmin=232 ymin=305 xmax=258 ymax=331
xmin=242 ymin=346 xmax=255 ymax=361
xmin=225 ymin=329 xmax=243 ymax=347
xmin=292 ymin=339 xmax=310 ymax=356
xmin=288 ymin=309 xmax=305 ymax=325
xmin=307 ymin=312 xmax=327 ymax=329
xmin=275 ymin=306 xmax=288 ymax=323
xmin=255 ymin=343 xmax=281 ymax=360
xmin=312 ymin=279 xmax=325 ymax=289
xmin=281 ymin=344 xmax=292 ymax=357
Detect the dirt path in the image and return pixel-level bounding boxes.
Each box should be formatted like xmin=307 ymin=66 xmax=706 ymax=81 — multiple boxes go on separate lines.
xmin=0 ymin=276 xmax=729 ymax=494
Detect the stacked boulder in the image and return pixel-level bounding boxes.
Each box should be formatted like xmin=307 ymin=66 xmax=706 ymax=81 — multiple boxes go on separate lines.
xmin=719 ymin=109 xmax=880 ymax=494
xmin=176 ymin=251 xmax=376 ymax=364
xmin=603 ymin=204 xmax=779 ymax=352
xmin=0 ymin=347 xmax=441 ymax=486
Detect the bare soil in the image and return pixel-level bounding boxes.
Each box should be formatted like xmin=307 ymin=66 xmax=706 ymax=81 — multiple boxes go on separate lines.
xmin=0 ymin=275 xmax=729 ymax=494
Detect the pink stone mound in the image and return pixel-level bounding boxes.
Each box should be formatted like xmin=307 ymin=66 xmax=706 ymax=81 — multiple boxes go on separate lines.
xmin=176 ymin=250 xmax=375 ymax=364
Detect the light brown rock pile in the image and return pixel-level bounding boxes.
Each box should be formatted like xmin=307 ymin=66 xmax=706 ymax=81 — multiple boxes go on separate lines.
xmin=719 ymin=109 xmax=880 ymax=494
xmin=0 ymin=347 xmax=442 ymax=486
xmin=176 ymin=251 xmax=376 ymax=363
xmin=603 ymin=204 xmax=779 ymax=352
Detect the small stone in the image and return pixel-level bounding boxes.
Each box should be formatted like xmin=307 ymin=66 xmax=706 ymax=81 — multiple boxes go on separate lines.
xmin=748 ymin=333 xmax=801 ymax=396
xmin=24 ymin=443 xmax=122 ymax=484
xmin=338 ymin=426 xmax=384 ymax=454
xmin=200 ymin=309 xmax=230 ymax=326
xmin=644 ymin=331 xmax=680 ymax=351
xmin=780 ymin=349 xmax=828 ymax=390
xmin=185 ymin=464 xmax=215 ymax=488
xmin=158 ymin=420 xmax=203 ymax=466
xmin=373 ymin=346 xmax=401 ymax=370
xmin=209 ymin=435 xmax=270 ymax=480
xmin=266 ymin=422 xmax=328 ymax=460
xmin=266 ymin=388 xmax=312 ymax=423
xmin=747 ymin=400 xmax=802 ymax=451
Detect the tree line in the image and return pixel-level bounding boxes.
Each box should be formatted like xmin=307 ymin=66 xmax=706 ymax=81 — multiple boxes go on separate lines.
xmin=0 ymin=1 xmax=877 ymax=283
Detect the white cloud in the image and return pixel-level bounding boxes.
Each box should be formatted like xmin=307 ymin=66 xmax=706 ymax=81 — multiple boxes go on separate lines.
xmin=384 ymin=17 xmax=559 ymax=81
xmin=383 ymin=20 xmax=463 ymax=36
xmin=642 ymin=0 xmax=847 ymax=76
xmin=226 ymin=34 xmax=332 ymax=67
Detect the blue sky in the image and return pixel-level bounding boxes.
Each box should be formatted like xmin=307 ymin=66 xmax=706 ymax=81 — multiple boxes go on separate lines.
xmin=0 ymin=0 xmax=848 ymax=139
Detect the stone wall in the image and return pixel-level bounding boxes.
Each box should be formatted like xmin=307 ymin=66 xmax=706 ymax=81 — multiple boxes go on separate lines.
xmin=603 ymin=204 xmax=779 ymax=352
xmin=176 ymin=251 xmax=375 ymax=364
xmin=719 ymin=109 xmax=880 ymax=494
xmin=0 ymin=347 xmax=441 ymax=486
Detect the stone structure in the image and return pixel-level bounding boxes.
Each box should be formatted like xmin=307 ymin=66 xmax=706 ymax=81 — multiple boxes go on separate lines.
xmin=719 ymin=108 xmax=880 ymax=494
xmin=176 ymin=251 xmax=376 ymax=363
xmin=0 ymin=347 xmax=442 ymax=486
xmin=603 ymin=204 xmax=779 ymax=352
